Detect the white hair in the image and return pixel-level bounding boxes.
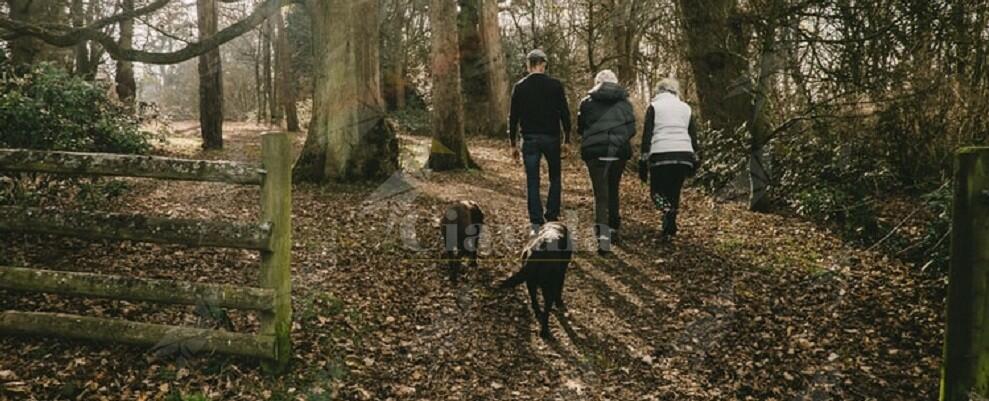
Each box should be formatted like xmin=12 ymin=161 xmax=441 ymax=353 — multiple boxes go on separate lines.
xmin=656 ymin=78 xmax=681 ymax=97
xmin=594 ymin=69 xmax=619 ymax=85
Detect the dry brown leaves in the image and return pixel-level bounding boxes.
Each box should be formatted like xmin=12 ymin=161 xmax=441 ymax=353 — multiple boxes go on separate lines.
xmin=0 ymin=123 xmax=942 ymax=400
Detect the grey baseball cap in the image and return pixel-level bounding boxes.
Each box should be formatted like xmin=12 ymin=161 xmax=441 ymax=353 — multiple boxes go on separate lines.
xmin=527 ymin=49 xmax=548 ymax=63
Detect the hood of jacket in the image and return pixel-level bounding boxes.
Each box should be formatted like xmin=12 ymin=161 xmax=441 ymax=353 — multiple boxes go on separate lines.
xmin=589 ymin=82 xmax=628 ymax=102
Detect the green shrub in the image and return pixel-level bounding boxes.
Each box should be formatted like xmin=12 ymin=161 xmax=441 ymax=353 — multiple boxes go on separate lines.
xmin=0 ymin=63 xmax=153 ymax=154
xmin=790 ymin=184 xmax=880 ymax=242
xmin=0 ymin=64 xmax=153 ymax=208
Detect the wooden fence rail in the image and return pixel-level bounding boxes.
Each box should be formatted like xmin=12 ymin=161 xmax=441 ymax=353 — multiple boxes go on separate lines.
xmin=941 ymin=147 xmax=989 ymax=400
xmin=0 ymin=132 xmax=293 ymax=373
xmin=0 ymin=149 xmax=265 ymax=185
xmin=0 ymin=266 xmax=274 ymax=311
xmin=0 ymin=206 xmax=272 ymax=250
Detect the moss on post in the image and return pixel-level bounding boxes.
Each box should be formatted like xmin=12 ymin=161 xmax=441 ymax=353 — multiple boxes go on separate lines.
xmin=941 ymin=147 xmax=989 ymax=401
xmin=259 ymin=132 xmax=292 ymax=373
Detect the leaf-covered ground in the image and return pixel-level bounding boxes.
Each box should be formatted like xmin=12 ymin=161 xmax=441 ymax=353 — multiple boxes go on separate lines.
xmin=0 ymin=122 xmax=944 ymax=400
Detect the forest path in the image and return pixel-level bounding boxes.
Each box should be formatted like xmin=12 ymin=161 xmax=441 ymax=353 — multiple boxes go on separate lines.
xmin=0 ymin=123 xmax=942 ymax=401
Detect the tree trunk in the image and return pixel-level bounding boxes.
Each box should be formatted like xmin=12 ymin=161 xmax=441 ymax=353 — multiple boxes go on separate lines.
xmin=391 ymin=37 xmax=407 ymax=111
xmin=747 ymin=27 xmax=779 ymax=213
xmin=609 ymin=0 xmax=635 ymax=85
xmin=428 ymin=0 xmax=474 ymax=170
xmin=197 ymin=0 xmax=224 ymax=150
xmin=382 ymin=0 xmax=407 ymax=111
xmin=677 ymin=0 xmax=751 ymax=132
xmin=83 ymin=0 xmax=104 ymax=79
xmin=457 ymin=0 xmax=487 ymax=136
xmin=273 ymin=8 xmax=299 ymax=131
xmin=479 ymin=0 xmax=510 ymax=138
xmin=679 ymin=0 xmax=773 ymax=211
xmin=266 ymin=17 xmax=283 ymax=125
xmin=7 ymin=0 xmax=70 ymax=68
xmin=294 ymin=0 xmax=399 ymax=182
xmin=115 ymin=0 xmax=137 ymax=108
xmin=255 ymin=28 xmax=265 ymax=124
xmin=70 ymin=0 xmax=91 ymax=77
xmin=261 ymin=21 xmax=274 ymax=125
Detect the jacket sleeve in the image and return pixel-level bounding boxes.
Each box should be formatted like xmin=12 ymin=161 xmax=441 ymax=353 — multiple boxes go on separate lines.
xmin=688 ymin=115 xmax=701 ymax=157
xmin=640 ymin=105 xmax=655 ymax=160
xmin=558 ymin=82 xmax=572 ymax=143
xmin=577 ymin=99 xmax=588 ymax=138
xmin=509 ymin=83 xmax=520 ymax=147
xmin=624 ymin=101 xmax=637 ymax=142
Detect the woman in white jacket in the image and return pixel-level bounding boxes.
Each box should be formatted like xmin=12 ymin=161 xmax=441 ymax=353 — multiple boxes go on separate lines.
xmin=638 ymin=78 xmax=701 ymax=239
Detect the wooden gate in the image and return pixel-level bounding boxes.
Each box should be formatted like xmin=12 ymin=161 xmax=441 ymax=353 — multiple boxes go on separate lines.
xmin=0 ymin=132 xmax=292 ymax=372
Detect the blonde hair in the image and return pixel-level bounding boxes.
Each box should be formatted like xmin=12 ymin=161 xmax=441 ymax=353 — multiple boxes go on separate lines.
xmin=656 ymin=78 xmax=681 ymax=97
xmin=594 ymin=69 xmax=619 ymax=85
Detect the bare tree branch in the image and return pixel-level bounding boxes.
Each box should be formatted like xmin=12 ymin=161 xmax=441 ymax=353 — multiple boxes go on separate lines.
xmin=2 ymin=0 xmax=172 ymax=41
xmin=0 ymin=0 xmax=292 ymax=65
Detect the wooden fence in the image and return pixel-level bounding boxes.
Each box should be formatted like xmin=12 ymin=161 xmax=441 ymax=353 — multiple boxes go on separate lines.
xmin=941 ymin=147 xmax=989 ymax=400
xmin=0 ymin=132 xmax=293 ymax=372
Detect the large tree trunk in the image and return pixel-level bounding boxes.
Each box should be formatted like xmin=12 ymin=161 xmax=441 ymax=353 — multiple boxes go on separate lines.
xmin=273 ymin=8 xmax=299 ymax=132
xmin=457 ymin=0 xmax=509 ymax=138
xmin=679 ymin=0 xmax=771 ymax=211
xmin=115 ymin=0 xmax=137 ymax=108
xmin=478 ymin=0 xmax=510 ymax=138
xmin=457 ymin=0 xmax=486 ymax=136
xmin=677 ymin=0 xmax=751 ymax=132
xmin=428 ymin=0 xmax=473 ymax=170
xmin=294 ymin=0 xmax=399 ymax=182
xmin=197 ymin=0 xmax=224 ymax=150
xmin=7 ymin=0 xmax=71 ymax=68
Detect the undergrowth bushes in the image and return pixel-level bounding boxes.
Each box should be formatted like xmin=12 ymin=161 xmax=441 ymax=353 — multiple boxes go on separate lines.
xmin=0 ymin=63 xmax=155 ymax=208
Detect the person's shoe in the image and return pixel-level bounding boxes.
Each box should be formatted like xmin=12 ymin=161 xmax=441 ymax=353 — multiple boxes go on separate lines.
xmin=529 ymin=224 xmax=542 ymax=237
xmin=611 ymin=230 xmax=622 ymax=247
xmin=596 ymin=235 xmax=613 ymax=254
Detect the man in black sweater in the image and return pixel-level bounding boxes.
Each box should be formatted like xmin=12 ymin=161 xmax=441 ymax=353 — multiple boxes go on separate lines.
xmin=509 ymin=50 xmax=572 ymax=234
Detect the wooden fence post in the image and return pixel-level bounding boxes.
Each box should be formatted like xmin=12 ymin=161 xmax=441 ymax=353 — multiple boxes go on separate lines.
xmin=941 ymin=147 xmax=989 ymax=401
xmin=260 ymin=132 xmax=292 ymax=372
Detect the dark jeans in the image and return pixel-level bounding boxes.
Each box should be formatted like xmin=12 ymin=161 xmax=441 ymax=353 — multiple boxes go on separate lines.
xmin=650 ymin=164 xmax=691 ymax=236
xmin=522 ymin=137 xmax=562 ymax=226
xmin=585 ymin=159 xmax=626 ymax=248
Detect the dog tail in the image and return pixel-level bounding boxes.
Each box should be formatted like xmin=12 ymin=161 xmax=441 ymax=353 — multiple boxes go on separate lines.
xmin=499 ymin=269 xmax=528 ymax=289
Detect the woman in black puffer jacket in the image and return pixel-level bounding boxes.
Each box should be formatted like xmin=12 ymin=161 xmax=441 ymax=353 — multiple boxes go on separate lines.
xmin=577 ymin=69 xmax=636 ymax=254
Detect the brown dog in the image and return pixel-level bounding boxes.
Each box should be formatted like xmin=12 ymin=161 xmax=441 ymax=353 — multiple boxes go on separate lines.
xmin=440 ymin=201 xmax=484 ymax=279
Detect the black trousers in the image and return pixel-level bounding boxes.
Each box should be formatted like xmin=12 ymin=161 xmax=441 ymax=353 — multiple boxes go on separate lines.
xmin=649 ymin=164 xmax=691 ymax=236
xmin=585 ymin=159 xmax=626 ymax=248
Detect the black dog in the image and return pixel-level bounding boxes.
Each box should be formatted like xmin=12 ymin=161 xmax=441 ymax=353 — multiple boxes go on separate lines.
xmin=500 ymin=222 xmax=573 ymax=338
xmin=440 ymin=201 xmax=484 ymax=279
